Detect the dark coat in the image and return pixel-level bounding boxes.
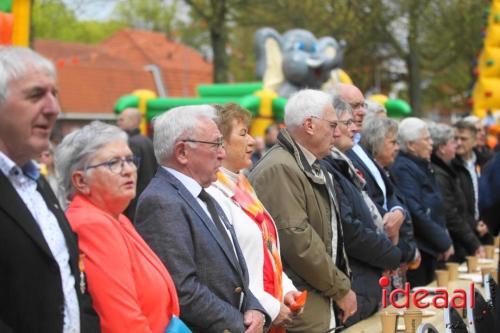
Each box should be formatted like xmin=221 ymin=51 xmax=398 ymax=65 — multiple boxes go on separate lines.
xmin=322 ymin=155 xmax=401 ymax=326
xmin=125 ymin=129 xmax=158 ymax=221
xmin=0 ymin=173 xmax=100 ymax=333
xmin=135 ymin=168 xmax=265 ymax=333
xmin=390 ymin=152 xmax=452 ymax=257
xmin=431 ymin=154 xmax=481 ymax=262
xmin=346 ymin=147 xmax=417 ymax=263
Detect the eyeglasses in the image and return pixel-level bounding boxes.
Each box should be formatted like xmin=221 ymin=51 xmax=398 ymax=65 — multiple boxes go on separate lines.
xmin=310 ymin=116 xmax=338 ymax=130
xmin=338 ymin=119 xmax=354 ymax=127
xmin=86 ymin=155 xmax=140 ymax=174
xmin=349 ymin=102 xmax=367 ymax=110
xmin=182 ymin=138 xmax=225 ymax=150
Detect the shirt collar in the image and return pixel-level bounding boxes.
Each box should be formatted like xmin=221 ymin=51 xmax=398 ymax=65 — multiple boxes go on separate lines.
xmin=0 ymin=151 xmax=40 ymax=180
xmin=163 ymin=166 xmax=203 ymax=198
xmin=296 ymin=143 xmax=317 ymax=166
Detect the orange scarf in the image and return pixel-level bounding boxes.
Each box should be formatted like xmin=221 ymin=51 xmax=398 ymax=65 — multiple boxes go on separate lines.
xmin=217 ymin=171 xmax=284 ymax=332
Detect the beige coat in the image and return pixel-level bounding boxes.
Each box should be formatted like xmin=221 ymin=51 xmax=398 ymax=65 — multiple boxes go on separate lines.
xmin=249 ymin=129 xmax=351 ymax=333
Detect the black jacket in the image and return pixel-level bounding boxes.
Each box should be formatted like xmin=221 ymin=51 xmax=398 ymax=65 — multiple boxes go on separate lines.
xmin=322 ymin=154 xmax=401 ymax=326
xmin=431 ymin=154 xmax=481 ymax=262
xmin=0 ymin=173 xmax=100 ymax=332
xmin=125 ymin=129 xmax=158 ymax=221
xmin=390 ymin=152 xmax=452 ymax=257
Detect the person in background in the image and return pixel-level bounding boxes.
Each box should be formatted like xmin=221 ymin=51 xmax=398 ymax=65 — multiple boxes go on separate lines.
xmin=454 ymin=120 xmax=494 ymax=246
xmin=0 ymin=46 xmax=100 ymax=332
xmin=463 ymin=115 xmax=492 ymax=169
xmin=251 ymin=136 xmax=265 ymax=165
xmin=37 ymin=142 xmax=64 ymax=205
xmin=117 ymin=107 xmax=157 ymax=221
xmin=390 ymin=118 xmax=453 ymax=286
xmin=135 ymin=105 xmax=267 ymax=333
xmin=264 ymin=124 xmax=279 ymax=151
xmin=56 ymin=121 xmax=179 ymax=333
xmin=249 ymin=89 xmax=356 ymax=332
xmin=207 ymin=103 xmax=300 ymax=332
xmin=429 ymin=123 xmax=484 ymax=263
xmin=321 ymin=97 xmax=401 ymax=326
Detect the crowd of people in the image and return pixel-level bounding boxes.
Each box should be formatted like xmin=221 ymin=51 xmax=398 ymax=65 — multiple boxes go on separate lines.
xmin=1 ymin=47 xmax=499 ymax=333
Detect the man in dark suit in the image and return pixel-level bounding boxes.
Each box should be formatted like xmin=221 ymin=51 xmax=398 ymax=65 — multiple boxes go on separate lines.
xmin=0 ymin=47 xmax=100 ymax=332
xmin=135 ymin=105 xmax=267 ymax=333
xmin=117 ymin=107 xmax=158 ymax=221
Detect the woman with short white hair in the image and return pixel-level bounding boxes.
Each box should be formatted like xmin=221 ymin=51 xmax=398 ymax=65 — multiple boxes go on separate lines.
xmin=390 ymin=118 xmax=453 ymax=287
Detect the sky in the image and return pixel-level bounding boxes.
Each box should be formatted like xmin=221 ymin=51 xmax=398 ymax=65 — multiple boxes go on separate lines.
xmin=63 ymin=0 xmax=117 ymax=21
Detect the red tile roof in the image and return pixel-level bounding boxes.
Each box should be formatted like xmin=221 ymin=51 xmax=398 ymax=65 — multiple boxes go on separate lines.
xmin=33 ymin=28 xmax=213 ymax=115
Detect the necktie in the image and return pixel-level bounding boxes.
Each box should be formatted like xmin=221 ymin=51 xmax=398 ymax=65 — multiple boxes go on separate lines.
xmin=198 ymin=189 xmax=238 ymax=261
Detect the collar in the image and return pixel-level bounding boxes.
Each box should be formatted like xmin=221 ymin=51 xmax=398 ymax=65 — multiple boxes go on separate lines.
xmin=329 ymin=148 xmax=366 ymax=189
xmin=0 ymin=151 xmax=40 ymax=181
xmin=126 ymin=128 xmax=141 ymax=137
xmin=276 ymin=128 xmax=325 ymax=185
xmin=163 ymin=166 xmax=203 ymax=198
xmin=431 ymin=153 xmax=456 ymax=176
xmin=296 ymin=142 xmax=317 ymax=167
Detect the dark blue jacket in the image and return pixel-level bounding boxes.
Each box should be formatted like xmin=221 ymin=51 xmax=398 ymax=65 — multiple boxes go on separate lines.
xmin=390 ymin=152 xmax=452 ymax=257
xmin=322 ymin=155 xmax=401 ymax=326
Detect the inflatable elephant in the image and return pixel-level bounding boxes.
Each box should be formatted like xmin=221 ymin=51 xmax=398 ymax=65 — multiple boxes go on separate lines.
xmin=255 ymin=27 xmax=347 ymax=98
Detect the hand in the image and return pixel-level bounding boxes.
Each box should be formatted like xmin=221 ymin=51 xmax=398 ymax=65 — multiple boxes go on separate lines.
xmin=335 ymin=290 xmax=357 ymax=323
xmin=442 ymin=245 xmax=455 ymax=261
xmin=284 ymin=290 xmax=304 ymax=315
xmin=408 ymin=249 xmax=421 ymax=270
xmin=476 ymin=221 xmax=489 ymax=237
xmin=272 ymin=303 xmax=294 ymax=327
xmin=383 ymin=210 xmax=404 ymax=238
xmin=475 ymin=245 xmax=486 ymax=258
xmin=244 ymin=310 xmax=265 ymax=333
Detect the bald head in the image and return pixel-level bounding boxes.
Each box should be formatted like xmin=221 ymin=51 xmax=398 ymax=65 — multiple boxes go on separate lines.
xmin=117 ymin=108 xmax=141 ymax=131
xmin=335 ymin=83 xmax=366 ymax=131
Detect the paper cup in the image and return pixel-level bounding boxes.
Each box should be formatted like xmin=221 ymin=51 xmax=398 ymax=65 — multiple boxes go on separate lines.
xmin=380 ymin=310 xmax=399 ymax=333
xmin=435 ymin=270 xmax=449 ymax=287
xmin=485 ymin=245 xmax=495 ymax=259
xmin=446 ymin=262 xmax=459 ymax=280
xmin=466 ymin=256 xmax=478 ymax=273
xmin=403 ymin=310 xmax=423 ymax=333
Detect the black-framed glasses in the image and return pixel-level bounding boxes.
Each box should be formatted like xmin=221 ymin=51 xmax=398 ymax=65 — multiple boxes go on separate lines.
xmin=311 ymin=116 xmax=338 ymax=130
xmin=338 ymin=119 xmax=354 ymax=127
xmin=85 ymin=155 xmax=140 ymax=174
xmin=182 ymin=138 xmax=225 ymax=150
xmin=349 ymin=101 xmax=367 ymax=110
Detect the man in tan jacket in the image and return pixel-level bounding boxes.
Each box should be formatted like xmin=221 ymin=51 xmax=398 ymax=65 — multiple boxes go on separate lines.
xmin=249 ymin=89 xmax=357 ymax=332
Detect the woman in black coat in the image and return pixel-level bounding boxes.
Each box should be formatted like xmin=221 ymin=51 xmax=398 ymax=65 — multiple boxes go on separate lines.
xmin=321 ymin=97 xmax=401 ymax=326
xmin=390 ymin=118 xmax=453 ymax=287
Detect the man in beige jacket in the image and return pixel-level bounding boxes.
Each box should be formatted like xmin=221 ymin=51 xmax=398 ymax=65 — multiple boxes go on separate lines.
xmin=249 ymin=89 xmax=357 ymax=332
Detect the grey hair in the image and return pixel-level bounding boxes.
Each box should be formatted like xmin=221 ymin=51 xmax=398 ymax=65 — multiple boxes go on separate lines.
xmin=360 ymin=116 xmax=398 ymax=155
xmin=284 ymin=89 xmax=333 ymax=128
xmin=332 ymin=94 xmax=352 ymax=118
xmin=55 ymin=121 xmax=127 ymax=202
xmin=397 ymin=117 xmax=428 ymax=153
xmin=0 ymin=47 xmax=56 ymax=104
xmin=429 ymin=122 xmax=454 ymax=152
xmin=153 ymin=105 xmax=217 ymax=164
xmin=462 ymin=115 xmax=481 ymax=125
xmin=365 ymin=100 xmax=387 ymax=118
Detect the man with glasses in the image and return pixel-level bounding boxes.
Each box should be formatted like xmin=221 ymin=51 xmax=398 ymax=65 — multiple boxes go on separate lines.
xmin=135 ymin=105 xmax=267 ymax=333
xmin=250 ymin=89 xmax=357 ymax=332
xmin=0 ymin=47 xmax=100 ymax=332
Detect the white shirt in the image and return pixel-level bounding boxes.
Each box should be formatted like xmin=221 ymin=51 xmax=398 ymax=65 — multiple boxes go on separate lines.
xmin=464 ymin=153 xmax=479 ymax=220
xmin=0 ymin=152 xmax=80 ymax=333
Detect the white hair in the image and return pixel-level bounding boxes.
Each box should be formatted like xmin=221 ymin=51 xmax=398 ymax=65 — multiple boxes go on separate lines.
xmin=55 ymin=121 xmax=127 ymax=202
xmin=397 ymin=117 xmax=428 ymax=153
xmin=284 ymin=89 xmax=333 ymax=128
xmin=0 ymin=47 xmax=56 ymax=104
xmin=153 ymin=105 xmax=217 ymax=164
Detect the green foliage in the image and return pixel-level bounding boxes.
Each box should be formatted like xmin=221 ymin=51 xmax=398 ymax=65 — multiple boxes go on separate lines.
xmin=32 ymin=0 xmax=126 ymax=43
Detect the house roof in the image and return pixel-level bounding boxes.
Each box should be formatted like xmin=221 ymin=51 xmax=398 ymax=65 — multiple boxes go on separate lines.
xmin=33 ymin=29 xmax=213 ymax=115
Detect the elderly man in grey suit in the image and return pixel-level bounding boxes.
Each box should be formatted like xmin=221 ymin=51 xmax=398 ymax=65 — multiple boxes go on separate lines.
xmin=135 ymin=105 xmax=267 ymax=333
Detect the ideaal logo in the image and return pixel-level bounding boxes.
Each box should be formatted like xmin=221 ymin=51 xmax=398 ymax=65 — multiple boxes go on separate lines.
xmin=379 ymin=276 xmax=475 ymax=309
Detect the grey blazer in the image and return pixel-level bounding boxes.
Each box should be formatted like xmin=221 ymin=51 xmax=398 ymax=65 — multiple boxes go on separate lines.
xmin=135 ymin=167 xmax=265 ymax=333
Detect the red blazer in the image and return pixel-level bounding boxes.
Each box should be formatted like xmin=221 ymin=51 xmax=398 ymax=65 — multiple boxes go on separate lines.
xmin=67 ymin=195 xmax=179 ymax=333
